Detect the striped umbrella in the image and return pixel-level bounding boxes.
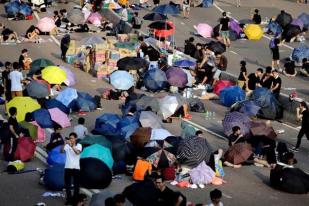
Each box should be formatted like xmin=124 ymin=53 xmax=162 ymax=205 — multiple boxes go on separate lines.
xmin=177 ymin=136 xmax=213 ymax=167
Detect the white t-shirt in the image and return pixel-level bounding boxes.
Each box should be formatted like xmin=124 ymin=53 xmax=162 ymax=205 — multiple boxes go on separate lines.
xmin=207 ymin=202 xmax=223 ymax=206
xmin=121 ymin=8 xmax=128 ymax=21
xmin=74 ymin=124 xmax=88 ymax=139
xmin=9 ymin=70 xmax=23 ymax=91
xmin=64 ymin=143 xmax=82 ymax=169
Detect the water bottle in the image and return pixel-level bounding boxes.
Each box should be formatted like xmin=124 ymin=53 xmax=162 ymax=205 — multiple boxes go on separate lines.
xmin=209 ymin=112 xmax=213 ymax=119
xmin=204 ymin=111 xmax=209 ymax=120
xmin=213 ymin=112 xmax=216 ymax=119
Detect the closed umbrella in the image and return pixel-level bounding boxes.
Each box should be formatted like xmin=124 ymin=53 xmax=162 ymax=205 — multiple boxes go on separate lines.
xmin=80 ymin=135 xmax=112 ymax=148
xmin=30 ymin=58 xmax=54 ymax=75
xmin=194 ymin=23 xmax=213 ymax=38
xmin=220 ymin=86 xmax=245 ymax=107
xmin=244 ymin=24 xmax=263 ymax=40
xmin=207 ymin=41 xmax=226 ymax=54
xmin=32 ymin=109 xmax=54 ymax=128
xmin=88 ymin=12 xmax=102 ymax=25
xmin=222 ymin=111 xmax=252 ymax=136
xmin=56 ymin=87 xmax=78 ymax=107
xmin=4 ymin=1 xmax=21 ymax=16
xmin=26 ymin=80 xmax=50 ymax=98
xmin=117 ymin=57 xmax=148 ymax=70
xmin=152 ymin=4 xmax=180 ymax=15
xmin=59 ymin=66 xmax=76 ymax=86
xmin=130 ymin=127 xmax=152 ymax=149
xmin=139 ymin=111 xmax=162 ymax=129
xmin=250 ymin=121 xmax=277 ymax=140
xmin=48 ymin=108 xmax=71 ymax=128
xmin=80 ymin=36 xmax=104 ymax=46
xmin=148 ymin=21 xmax=173 ymax=30
xmin=143 ymin=69 xmax=168 ymax=92
xmin=159 ymin=95 xmax=181 ymax=119
xmin=14 ymin=137 xmax=36 ymax=162
xmin=67 ymin=8 xmax=85 ymax=25
xmin=81 ymin=144 xmax=114 ymax=169
xmin=166 ymin=67 xmax=188 ymax=88
xmin=7 ymin=97 xmax=41 ymax=122
xmin=276 ymin=11 xmax=292 ymax=28
xmin=291 ymin=19 xmax=304 ymax=31
xmin=173 ymin=59 xmax=196 ymax=68
xmin=37 ymin=17 xmax=56 ymax=32
xmin=143 ymin=12 xmax=168 ymax=21
xmin=110 ymin=70 xmax=134 ymax=90
xmin=42 ymin=66 xmax=67 ymax=84
xmin=224 ymin=143 xmax=253 ymax=165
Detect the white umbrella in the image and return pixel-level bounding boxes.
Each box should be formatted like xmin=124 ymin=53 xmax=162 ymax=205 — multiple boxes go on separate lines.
xmin=150 ymin=128 xmax=172 ymax=140
xmin=139 ymin=111 xmax=162 ymax=129
xmin=159 ymin=95 xmax=181 ymax=119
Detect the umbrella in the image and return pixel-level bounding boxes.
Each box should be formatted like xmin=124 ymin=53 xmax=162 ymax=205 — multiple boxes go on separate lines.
xmin=298 ymin=13 xmax=309 ymax=29
xmin=94 ymin=113 xmax=121 ymax=136
xmin=165 ymin=67 xmax=188 ymax=88
xmin=81 ymin=144 xmax=114 ymax=169
xmin=173 ymin=59 xmax=196 ymax=68
xmin=117 ymin=57 xmax=148 ymax=70
xmin=194 ymin=23 xmax=213 ymax=38
xmin=213 ymin=80 xmax=234 ymax=95
xmin=207 ymin=41 xmax=226 ymax=54
xmin=231 ymin=100 xmax=261 ymax=117
xmin=139 ymin=111 xmax=162 ymax=129
xmin=220 ymin=86 xmax=245 ymax=107
xmin=123 ymin=181 xmax=158 ymax=205
xmin=229 ymin=19 xmax=242 ymax=35
xmin=30 ymin=58 xmax=54 ymax=75
xmin=19 ymin=121 xmax=38 ymax=140
xmin=222 ymin=111 xmax=252 ymax=136
xmin=45 ymin=99 xmax=70 ymax=114
xmin=59 ymin=66 xmax=76 ymax=86
xmin=117 ymin=116 xmax=140 ymax=140
xmin=291 ymin=19 xmax=304 ymax=31
xmin=19 ymin=3 xmax=32 ymax=16
xmin=224 ymin=143 xmax=253 ymax=165
xmin=4 ymin=1 xmax=21 ymax=16
xmin=48 ymin=108 xmax=70 ymax=128
xmin=42 ymin=66 xmax=67 ymax=84
xmin=88 ymin=12 xmax=102 ymax=25
xmin=177 ymin=136 xmax=213 ymax=167
xmin=143 ymin=12 xmax=168 ymax=21
xmin=102 ymin=2 xmax=121 ymax=9
xmin=244 ymin=24 xmax=263 ymax=40
xmin=74 ymin=92 xmax=97 ymax=112
xmin=32 ymin=109 xmax=54 ymax=128
xmin=14 ymin=137 xmax=36 ymax=162
xmin=37 ymin=17 xmax=56 ymax=33
xmin=136 ymin=96 xmax=160 ymax=113
xmin=148 ymin=21 xmax=172 ymax=30
xmin=143 ymin=69 xmax=168 ymax=92
xmin=282 ymin=24 xmax=302 ymax=42
xmin=43 ymin=165 xmax=65 ymax=191
xmin=80 ymin=36 xmax=104 ymax=46
xmin=276 ymin=11 xmax=292 ymax=28
xmin=130 ymin=127 xmax=152 ymax=149
xmin=67 ymin=8 xmax=85 ymax=25
xmin=47 ymin=145 xmax=66 ymax=165
xmin=111 ymin=139 xmax=134 ymax=162
xmin=110 ymin=70 xmax=134 ymax=90
xmin=291 ymin=43 xmax=309 ymax=64
xmin=7 ymin=97 xmax=41 ymax=122
xmin=267 ymin=21 xmax=283 ymax=36
xmin=80 ymin=135 xmax=112 ymax=148
xmin=250 ymin=121 xmax=277 ymax=139
xmin=152 ymin=4 xmax=180 ymax=15
xmin=239 ymin=19 xmax=253 ymax=25
xmin=154 ymin=21 xmax=174 ymax=38
xmin=26 ymin=80 xmax=50 ymax=98
xmin=159 ymin=95 xmax=182 ymax=119
xmin=56 ymin=87 xmax=78 ymax=107
xmin=151 ymin=128 xmax=172 ymax=140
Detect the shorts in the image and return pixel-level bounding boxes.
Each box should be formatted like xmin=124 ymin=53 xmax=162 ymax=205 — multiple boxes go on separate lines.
xmin=183 ymin=4 xmax=190 ymax=11
xmin=220 ymin=30 xmax=229 ymax=39
xmin=11 ymin=91 xmax=23 ymax=98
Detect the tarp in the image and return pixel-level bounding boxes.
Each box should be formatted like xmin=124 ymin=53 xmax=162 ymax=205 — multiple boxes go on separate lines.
xmin=74 ymin=92 xmax=97 ymax=112
xmin=43 ymin=165 xmax=65 ymax=191
xmin=291 ymin=43 xmax=309 ymax=64
xmin=143 ymin=69 xmax=168 ymax=92
xmin=14 ymin=137 xmax=36 ymax=162
xmin=32 ymin=109 xmax=54 ymax=128
xmin=47 ymin=145 xmax=66 ymax=166
xmin=220 ymin=86 xmax=245 ymax=107
xmin=81 ymin=144 xmax=114 ymax=169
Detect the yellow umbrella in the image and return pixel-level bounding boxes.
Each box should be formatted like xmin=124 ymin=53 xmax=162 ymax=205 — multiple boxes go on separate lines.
xmin=42 ymin=66 xmax=67 ymax=84
xmin=244 ymin=24 xmax=263 ymax=40
xmin=7 ymin=97 xmax=41 ymax=122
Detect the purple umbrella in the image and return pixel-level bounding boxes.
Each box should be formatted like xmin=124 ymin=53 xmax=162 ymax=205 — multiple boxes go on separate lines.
xmin=60 ymin=66 xmax=76 ymax=86
xmin=222 ymin=111 xmax=252 ymax=137
xmin=229 ymin=19 xmax=242 ymax=35
xmin=165 ymin=67 xmax=188 ymax=88
xmin=291 ymin=18 xmax=304 ymax=31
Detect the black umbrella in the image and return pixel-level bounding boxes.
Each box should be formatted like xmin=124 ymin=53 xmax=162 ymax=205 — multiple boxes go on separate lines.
xmin=117 ymin=57 xmax=148 ymax=70
xmin=123 ymin=181 xmax=158 ymax=206
xmin=148 ymin=21 xmax=172 ymax=30
xmin=111 ymin=140 xmax=134 ymax=163
xmin=26 ymin=80 xmax=50 ymax=98
xmin=207 ymin=41 xmax=226 ymax=54
xmin=282 ymin=24 xmax=301 ymax=42
xmin=275 ymin=11 xmax=292 ymax=28
xmin=29 ymin=58 xmax=54 ymax=76
xmin=143 ymin=12 xmax=168 ymax=21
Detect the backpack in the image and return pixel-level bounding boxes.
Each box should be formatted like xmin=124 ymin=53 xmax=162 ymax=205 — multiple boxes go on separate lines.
xmin=132 ymin=159 xmax=152 ymax=181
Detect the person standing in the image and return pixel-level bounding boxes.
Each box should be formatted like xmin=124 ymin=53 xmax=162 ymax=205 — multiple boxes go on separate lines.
xmin=235 ymin=0 xmax=240 ymax=7
xmin=61 ymin=132 xmax=82 ymax=205
xmin=219 ymin=12 xmax=230 ymax=47
xmin=8 ymin=107 xmax=22 ymax=161
xmin=61 ymin=34 xmax=71 ymax=62
xmin=237 ymin=60 xmax=247 ymax=90
xmin=2 ymin=62 xmax=12 ymax=114
xmin=270 ymin=69 xmax=282 ymax=99
xmin=182 ymin=0 xmax=191 ymax=19
xmin=291 ymin=102 xmax=309 ymax=152
xmin=271 ymin=38 xmax=281 ymax=72
xmin=8 ymin=62 xmax=23 ymax=98
xmin=252 ymin=9 xmax=261 ymax=24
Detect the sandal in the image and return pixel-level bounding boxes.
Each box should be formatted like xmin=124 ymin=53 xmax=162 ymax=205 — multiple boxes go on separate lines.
xmin=183 ymin=114 xmax=192 ymax=120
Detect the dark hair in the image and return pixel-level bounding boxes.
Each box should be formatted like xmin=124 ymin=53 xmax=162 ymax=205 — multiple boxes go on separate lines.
xmin=113 ymin=194 xmax=125 ymax=203
xmin=195 ymin=130 xmax=203 ymax=136
xmin=12 ymin=62 xmax=20 ymax=70
xmin=69 ymin=132 xmax=78 ymax=138
xmin=266 ymin=66 xmax=272 ymax=74
xmin=25 ymin=112 xmax=33 ymax=122
xmin=300 ymin=101 xmax=308 ymax=110
xmin=284 ymin=152 xmax=297 ymax=164
xmin=138 ymin=36 xmax=144 ymax=42
xmin=21 ymin=49 xmax=28 ymax=53
xmin=272 ymin=69 xmax=279 ymax=73
xmin=153 ymin=173 xmax=164 ymax=181
xmin=274 ymin=38 xmax=280 ymax=45
xmin=240 ymin=60 xmax=246 ymax=66
xmin=54 ymin=124 xmax=62 ymax=131
xmin=105 ymin=197 xmax=115 ymax=206
xmin=254 ymin=9 xmax=259 ymax=13
xmin=222 ymin=12 xmax=226 ymax=16
xmin=78 ymin=117 xmax=85 ymax=125
xmin=210 ymin=189 xmax=222 ymax=200
xmin=54 ymin=11 xmax=59 ymax=15
xmin=257 ymin=68 xmax=263 ymax=73
xmin=9 ymin=107 xmax=17 ymax=116
xmin=60 ymin=9 xmax=67 ymax=13
xmin=232 ymin=126 xmax=240 ymax=133
xmin=303 ymin=58 xmax=307 ymax=63
xmin=134 ymin=12 xmax=138 ymax=16
xmin=5 ymin=61 xmax=11 ymax=68
xmin=74 ymin=193 xmax=87 ymax=205
xmin=189 ymin=37 xmax=194 ymax=42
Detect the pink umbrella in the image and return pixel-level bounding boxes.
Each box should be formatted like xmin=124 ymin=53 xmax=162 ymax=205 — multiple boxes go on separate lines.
xmin=37 ymin=17 xmax=56 ymax=32
xmin=88 ymin=12 xmax=102 ymax=25
xmin=82 ymin=7 xmax=91 ymax=20
xmin=48 ymin=108 xmax=71 ymax=128
xmin=31 ymin=121 xmax=45 ymax=143
xmin=60 ymin=66 xmax=76 ymax=86
xmin=194 ymin=23 xmax=213 ymax=38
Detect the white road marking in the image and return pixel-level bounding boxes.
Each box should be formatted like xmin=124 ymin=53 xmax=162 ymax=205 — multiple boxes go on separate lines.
xmin=229 ymin=50 xmax=238 ymax=55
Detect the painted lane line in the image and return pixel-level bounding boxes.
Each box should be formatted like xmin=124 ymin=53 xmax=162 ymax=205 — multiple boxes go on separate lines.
xmin=229 ymin=50 xmax=238 ymax=55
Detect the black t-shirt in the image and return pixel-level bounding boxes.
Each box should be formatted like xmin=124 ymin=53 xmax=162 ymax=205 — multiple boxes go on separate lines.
xmin=261 ymin=74 xmax=274 ymax=89
xmin=301 ymin=110 xmax=309 ymax=128
xmin=2 ymin=70 xmax=11 ymax=90
xmin=220 ymin=17 xmax=229 ymax=31
xmin=8 ymin=116 xmax=19 ymax=138
xmin=284 ymin=62 xmax=295 ymax=75
xmin=247 ymin=73 xmax=260 ymax=90
xmin=228 ymin=133 xmax=245 ymax=147
xmin=302 ymin=62 xmax=309 ymax=73
xmin=156 ymin=187 xmax=176 ymax=206
xmin=253 ymin=14 xmax=261 ymax=24
xmin=184 ymin=41 xmax=196 ymax=57
xmin=19 ymin=55 xmax=25 ymax=69
xmin=1 ymin=28 xmax=13 ymax=36
xmin=272 ymin=76 xmax=282 ymax=94
xmin=238 ymin=66 xmax=247 ymax=80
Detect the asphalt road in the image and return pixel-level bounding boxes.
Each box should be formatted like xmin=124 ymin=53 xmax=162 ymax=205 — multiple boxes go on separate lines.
xmin=0 ymin=0 xmax=309 ymax=205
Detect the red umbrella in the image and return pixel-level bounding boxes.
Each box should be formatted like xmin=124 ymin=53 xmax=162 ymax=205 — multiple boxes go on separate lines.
xmin=250 ymin=121 xmax=277 ymax=140
xmin=224 ymin=143 xmax=252 ymax=165
xmin=213 ymin=80 xmax=234 ymax=95
xmin=14 ymin=137 xmax=36 ymax=162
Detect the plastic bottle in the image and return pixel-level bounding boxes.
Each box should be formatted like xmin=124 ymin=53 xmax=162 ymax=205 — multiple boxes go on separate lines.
xmin=204 ymin=111 xmax=209 ymax=120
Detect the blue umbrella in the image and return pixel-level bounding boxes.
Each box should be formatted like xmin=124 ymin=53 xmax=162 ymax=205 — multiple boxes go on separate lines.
xmin=45 ymin=99 xmax=70 ymax=114
xmin=202 ymin=0 xmax=213 ymax=8
xmin=110 ymin=71 xmax=134 ymax=91
xmin=75 ymin=92 xmax=97 ymax=112
xmin=173 ymin=59 xmax=196 ymax=68
xmin=152 ymin=4 xmax=180 ymax=15
xmin=56 ymin=87 xmax=78 ymax=107
xmin=32 ymin=109 xmax=54 ymax=128
xmin=117 ymin=116 xmax=140 ymax=140
xmin=220 ymin=86 xmax=245 ymax=107
xmin=47 ymin=145 xmax=66 ymax=165
xmin=5 ymin=1 xmax=21 ymax=16
xmin=94 ymin=113 xmax=121 ymax=136
xmin=298 ymin=13 xmax=309 ymax=29
xmin=238 ymin=100 xmax=261 ymax=117
xmin=267 ymin=21 xmax=283 ymax=36
xmin=291 ymin=43 xmax=309 ymax=64
xmin=19 ymin=3 xmax=32 ymax=16
xmin=143 ymin=69 xmax=168 ymax=92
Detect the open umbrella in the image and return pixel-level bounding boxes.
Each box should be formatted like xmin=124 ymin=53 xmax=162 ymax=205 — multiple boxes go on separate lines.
xmin=207 ymin=41 xmax=226 ymax=54
xmin=222 ymin=111 xmax=252 ymax=136
xmin=117 ymin=116 xmax=140 ymax=140
xmin=26 ymin=80 xmax=50 ymax=98
xmin=32 ymin=109 xmax=54 ymax=128
xmin=154 ymin=21 xmax=174 ymax=38
xmin=177 ymin=136 xmax=213 ymax=167
xmin=59 ymin=66 xmax=76 ymax=86
xmin=173 ymin=59 xmax=196 ymax=68
xmin=298 ymin=13 xmax=309 ymax=29
xmin=80 ymin=36 xmax=104 ymax=46
xmin=159 ymin=95 xmax=182 ymax=119
xmin=19 ymin=3 xmax=32 ymax=16
xmin=148 ymin=21 xmax=172 ymax=30
xmin=229 ymin=19 xmax=242 ymax=35
xmin=94 ymin=113 xmax=121 ymax=136
xmin=152 ymin=4 xmax=180 ymax=15
xmin=110 ymin=70 xmax=134 ymax=90
xmin=45 ymin=99 xmax=69 ymax=115
xmin=37 ymin=17 xmax=56 ymax=33
xmin=291 ymin=19 xmax=304 ymax=31
xmin=130 ymin=127 xmax=152 ymax=149
xmin=282 ymin=25 xmax=302 ymax=42
xmin=88 ymin=12 xmax=102 ymax=25
xmin=67 ymin=8 xmax=85 ymax=25
xmin=267 ymin=21 xmax=283 ymax=36
xmin=4 ymin=1 xmax=21 ymax=16
xmin=220 ymin=86 xmax=245 ymax=107
xmin=74 ymin=92 xmax=97 ymax=112
xmin=165 ymin=67 xmax=188 ymax=88
xmin=81 ymin=144 xmax=114 ymax=169
xmin=80 ymin=135 xmax=112 ymax=148
xmin=56 ymin=87 xmax=78 ymax=107
xmin=14 ymin=137 xmax=36 ymax=162
xmin=244 ymin=24 xmax=263 ymax=40
xmin=250 ymin=121 xmax=277 ymax=139
xmin=42 ymin=66 xmax=67 ymax=84
xmin=30 ymin=58 xmax=54 ymax=75
xmin=276 ymin=11 xmax=292 ymax=28
xmin=143 ymin=12 xmax=168 ymax=21
xmin=136 ymin=96 xmax=160 ymax=113
xmin=224 ymin=143 xmax=253 ymax=165
xmin=213 ymin=80 xmax=234 ymax=95
xmin=47 ymin=145 xmax=66 ymax=165
xmin=194 ymin=23 xmax=213 ymax=38
xmin=231 ymin=100 xmax=260 ymax=117
xmin=19 ymin=121 xmax=38 ymax=140
xmin=117 ymin=57 xmax=148 ymax=70
xmin=143 ymin=69 xmax=168 ymax=92
xmin=7 ymin=97 xmax=41 ymax=122
xmin=48 ymin=108 xmax=70 ymax=128
xmin=291 ymin=43 xmax=309 ymax=64
xmin=139 ymin=111 xmax=162 ymax=129
xmin=151 ymin=128 xmax=172 ymax=140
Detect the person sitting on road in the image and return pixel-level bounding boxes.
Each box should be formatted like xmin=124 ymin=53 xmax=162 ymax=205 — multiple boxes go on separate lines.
xmin=25 ymin=25 xmax=40 ymax=43
xmin=300 ymin=58 xmax=309 ymax=77
xmin=0 ymin=24 xmax=19 ymax=43
xmin=261 ymin=66 xmax=274 ymax=90
xmin=252 ymin=9 xmax=262 ymax=24
xmin=46 ymin=124 xmax=64 ymax=151
xmin=283 ymin=58 xmax=297 ymax=77
xmin=246 ymin=68 xmax=263 ymax=95
xmin=228 ymin=126 xmax=246 ymax=147
xmin=131 ymin=12 xmax=142 ymax=30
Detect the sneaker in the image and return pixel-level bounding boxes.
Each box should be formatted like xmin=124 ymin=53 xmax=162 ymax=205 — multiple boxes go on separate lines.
xmin=78 ymin=111 xmax=87 ymax=116
xmin=290 ymin=147 xmax=299 ymax=152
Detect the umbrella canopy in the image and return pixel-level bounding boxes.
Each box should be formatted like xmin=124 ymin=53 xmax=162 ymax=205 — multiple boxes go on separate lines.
xmin=143 ymin=69 xmax=168 ymax=92
xmin=194 ymin=23 xmax=213 ymax=38
xmin=224 ymin=143 xmax=253 ymax=165
xmin=213 ymin=80 xmax=234 ymax=95
xmin=220 ymin=86 xmax=245 ymax=107
xmin=282 ymin=24 xmax=301 ymax=42
xmin=232 ymin=100 xmax=261 ymax=117
xmin=26 ymin=80 xmax=50 ymax=98
xmin=14 ymin=137 xmax=36 ymax=162
xmin=229 ymin=19 xmax=242 ymax=35
xmin=267 ymin=21 xmax=283 ymax=36
xmin=222 ymin=111 xmax=252 ymax=136
xmin=276 ymin=11 xmax=292 ymax=28
xmin=130 ymin=127 xmax=152 ymax=149
xmin=291 ymin=43 xmax=309 ymax=64
xmin=102 ymin=2 xmax=121 ymax=9
xmin=43 ymin=165 xmax=65 ymax=191
xmin=152 ymin=4 xmax=180 ymax=15
xmin=298 ymin=12 xmax=309 ymax=29
xmin=37 ymin=17 xmax=56 ymax=32
xmin=45 ymin=99 xmax=70 ymax=114
xmin=110 ymin=70 xmax=134 ymax=90
xmin=19 ymin=121 xmax=38 ymax=140
xmin=94 ymin=113 xmax=121 ymax=136
xmin=250 ymin=121 xmax=277 ymax=139
xmin=80 ymin=36 xmax=104 ymax=46
xmin=151 ymin=128 xmax=172 ymax=140
xmin=4 ymin=1 xmax=21 ymax=16
xmin=139 ymin=111 xmax=162 ymax=129
xmin=136 ymin=96 xmax=160 ymax=113
xmin=143 ymin=12 xmax=168 ymax=21
xmin=67 ymin=8 xmax=85 ymax=25
xmin=165 ymin=67 xmax=188 ymax=88
xmin=173 ymin=59 xmax=196 ymax=68
xmin=48 ymin=108 xmax=70 ymax=128
xmin=47 ymin=145 xmax=66 ymax=165
xmin=32 ymin=109 xmax=54 ymax=128
xmin=159 ymin=95 xmax=182 ymax=119
xmin=80 ymin=135 xmax=112 ymax=148
xmin=148 ymin=21 xmax=173 ymax=30
xmin=291 ymin=18 xmax=304 ymax=31
xmin=81 ymin=144 xmax=114 ymax=169
xmin=56 ymin=87 xmax=78 ymax=107
xmin=154 ymin=21 xmax=174 ymax=38
xmin=117 ymin=57 xmax=148 ymax=70
xmin=59 ymin=66 xmax=76 ymax=86
xmin=74 ymin=92 xmax=97 ymax=112
xmin=30 ymin=58 xmax=54 ymax=75
xmin=177 ymin=136 xmax=213 ymax=167
xmin=7 ymin=97 xmax=41 ymax=122
xmin=244 ymin=24 xmax=263 ymax=40
xmin=88 ymin=12 xmax=102 ymax=25
xmin=42 ymin=66 xmax=67 ymax=84
xmin=19 ymin=3 xmax=32 ymax=16
xmin=123 ymin=181 xmax=158 ymax=205
xmin=207 ymin=41 xmax=226 ymax=54
xmin=117 ymin=116 xmax=140 ymax=140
